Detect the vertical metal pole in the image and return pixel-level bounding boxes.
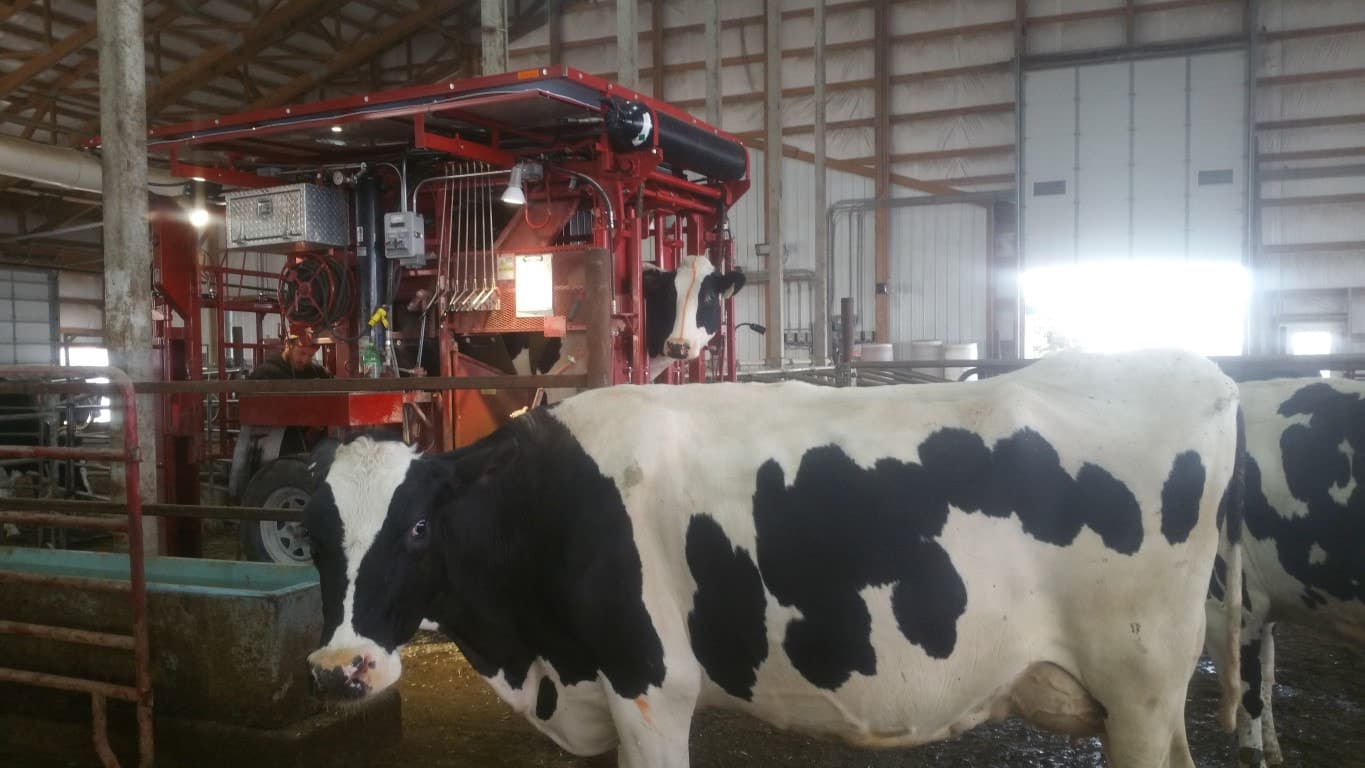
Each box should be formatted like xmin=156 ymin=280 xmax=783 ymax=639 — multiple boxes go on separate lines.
xmin=651 ymin=0 xmax=665 ymax=99
xmin=480 ymin=0 xmax=507 ymax=75
xmin=98 ymin=0 xmax=159 ymax=557
xmin=812 ymin=0 xmax=829 ymax=365
xmin=705 ymin=0 xmax=722 ymax=127
xmin=548 ymin=0 xmax=563 ymax=66
xmin=873 ymin=0 xmax=891 ymax=344
xmin=764 ymin=0 xmax=784 ymax=368
xmin=1013 ymin=0 xmax=1027 ymax=359
xmin=617 ymin=0 xmax=639 ymax=90
xmin=585 ymin=248 xmax=613 ymax=389
xmin=1244 ymin=0 xmax=1261 ymax=354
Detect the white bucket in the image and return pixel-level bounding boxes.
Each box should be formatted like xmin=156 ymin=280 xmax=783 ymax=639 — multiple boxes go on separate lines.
xmin=860 ymin=342 xmax=894 ymax=362
xmin=902 ymin=340 xmax=944 ymax=379
xmin=943 ymin=342 xmax=979 ymax=381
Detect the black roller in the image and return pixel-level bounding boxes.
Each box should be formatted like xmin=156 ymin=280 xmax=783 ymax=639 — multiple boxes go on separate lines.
xmin=604 ymin=98 xmax=747 ymax=182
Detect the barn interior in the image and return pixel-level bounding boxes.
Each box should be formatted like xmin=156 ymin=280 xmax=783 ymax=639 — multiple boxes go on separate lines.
xmin=0 ymin=1 xmax=1362 ymax=767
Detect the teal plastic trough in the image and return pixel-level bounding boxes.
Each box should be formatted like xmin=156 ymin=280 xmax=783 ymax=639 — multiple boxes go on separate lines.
xmin=0 ymin=547 xmax=401 ymax=767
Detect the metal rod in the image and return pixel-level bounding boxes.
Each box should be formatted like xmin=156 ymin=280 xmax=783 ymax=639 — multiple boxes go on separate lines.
xmin=410 ymin=169 xmax=509 ymax=213
xmin=0 ymin=445 xmax=127 ymax=461
xmin=0 ymin=667 xmax=139 ymax=702
xmin=0 ymin=511 xmax=129 ymax=531
xmin=0 ymin=221 xmax=105 ymax=243
xmin=0 ymin=620 xmax=136 ymax=651
xmin=813 ymin=0 xmax=828 ymax=366
xmin=0 ymin=496 xmax=307 ymax=522
xmin=0 ymin=569 xmax=134 ymax=592
xmin=0 ymin=373 xmax=589 ymax=395
xmin=92 ymin=694 xmax=118 ymax=768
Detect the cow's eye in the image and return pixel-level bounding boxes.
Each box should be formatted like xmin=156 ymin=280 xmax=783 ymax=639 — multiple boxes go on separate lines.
xmin=409 ymin=519 xmax=428 ymax=540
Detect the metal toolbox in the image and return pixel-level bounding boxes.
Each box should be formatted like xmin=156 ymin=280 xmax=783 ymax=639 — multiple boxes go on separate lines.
xmin=224 ymin=183 xmax=350 ymax=251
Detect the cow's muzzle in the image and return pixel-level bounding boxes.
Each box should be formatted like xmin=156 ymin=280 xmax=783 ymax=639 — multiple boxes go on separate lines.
xmin=664 ymin=338 xmax=690 ymax=359
xmin=308 ymin=647 xmax=379 ymax=699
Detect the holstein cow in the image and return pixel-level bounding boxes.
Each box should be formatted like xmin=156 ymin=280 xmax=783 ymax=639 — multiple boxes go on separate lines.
xmin=303 ymin=348 xmax=1243 ymax=768
xmin=460 ymin=254 xmax=746 ymax=395
xmin=1206 ymin=376 xmax=1365 ymax=767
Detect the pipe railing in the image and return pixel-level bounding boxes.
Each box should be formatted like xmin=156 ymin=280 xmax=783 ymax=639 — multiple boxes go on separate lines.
xmin=0 ymin=366 xmax=152 ymax=768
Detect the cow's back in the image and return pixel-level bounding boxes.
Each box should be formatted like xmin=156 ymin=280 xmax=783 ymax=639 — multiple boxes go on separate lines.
xmin=544 ymin=349 xmax=1239 ymax=745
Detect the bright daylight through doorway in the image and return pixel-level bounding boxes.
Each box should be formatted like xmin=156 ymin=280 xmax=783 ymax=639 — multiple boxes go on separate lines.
xmin=1023 ymin=260 xmax=1250 ymax=358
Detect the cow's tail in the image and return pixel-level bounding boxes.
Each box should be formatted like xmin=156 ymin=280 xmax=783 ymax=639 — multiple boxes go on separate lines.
xmin=1215 ymin=404 xmax=1246 ymax=734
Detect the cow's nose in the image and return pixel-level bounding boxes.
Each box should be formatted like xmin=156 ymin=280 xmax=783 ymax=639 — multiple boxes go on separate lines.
xmin=308 ymin=651 xmax=373 ymax=699
xmin=665 ymin=339 xmax=690 ymax=359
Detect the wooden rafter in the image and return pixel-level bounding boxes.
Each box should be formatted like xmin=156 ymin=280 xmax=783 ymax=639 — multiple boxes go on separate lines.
xmin=245 ymin=0 xmax=464 ymax=111
xmin=0 ymin=0 xmax=38 ymax=26
xmin=0 ymin=12 xmax=96 ymax=100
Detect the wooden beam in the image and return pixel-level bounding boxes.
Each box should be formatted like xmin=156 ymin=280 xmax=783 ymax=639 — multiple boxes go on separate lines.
xmin=735 ymin=102 xmax=1016 ymax=141
xmin=245 ymin=0 xmax=463 ymax=110
xmin=1258 ymin=67 xmax=1365 ymax=88
xmin=1259 ymin=193 xmax=1365 ymax=208
xmin=874 ymin=0 xmax=890 ymax=344
xmin=0 ymin=14 xmax=96 ymax=100
xmin=141 ymin=0 xmax=336 ymax=117
xmin=1261 ymin=20 xmax=1365 ymax=43
xmin=847 ymin=144 xmax=1017 ymax=165
xmin=665 ymin=61 xmax=1015 ymax=110
xmin=1258 ymin=113 xmax=1365 ymax=131
xmin=0 ymin=0 xmax=37 ymax=26
xmin=744 ymin=136 xmax=962 ymax=197
xmin=1262 ymin=240 xmax=1365 ymax=255
xmin=1259 ymin=145 xmax=1365 ymax=163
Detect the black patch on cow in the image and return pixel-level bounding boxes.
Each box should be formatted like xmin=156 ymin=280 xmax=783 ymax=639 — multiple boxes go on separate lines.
xmin=685 ymin=514 xmax=767 ymax=700
xmin=750 ymin=427 xmax=1148 ymax=691
xmin=1161 ymin=452 xmax=1206 ymax=544
xmin=981 ymin=429 xmax=1144 ymax=555
xmin=1243 ymin=384 xmax=1365 ymax=608
xmin=421 ymin=415 xmax=667 ymax=699
xmin=753 ymin=445 xmax=968 ymax=689
xmin=1241 ymin=636 xmax=1264 ymax=718
xmin=641 ymin=268 xmax=677 ymax=359
xmin=535 ymin=677 xmax=558 ymax=721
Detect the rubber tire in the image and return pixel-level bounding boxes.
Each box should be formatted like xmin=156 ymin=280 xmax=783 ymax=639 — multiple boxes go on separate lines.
xmin=238 ymin=456 xmax=314 ymax=565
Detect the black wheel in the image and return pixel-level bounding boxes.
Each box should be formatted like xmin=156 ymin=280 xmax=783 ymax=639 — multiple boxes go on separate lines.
xmin=239 ymin=456 xmax=314 ymax=565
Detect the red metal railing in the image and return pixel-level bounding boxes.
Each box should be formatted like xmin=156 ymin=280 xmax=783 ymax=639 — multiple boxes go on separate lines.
xmin=0 ymin=366 xmax=152 ymax=768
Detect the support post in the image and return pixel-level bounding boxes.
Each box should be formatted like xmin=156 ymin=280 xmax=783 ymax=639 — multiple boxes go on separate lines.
xmin=705 ymin=0 xmax=722 ymax=126
xmin=584 ymin=248 xmax=613 ymax=389
xmin=1013 ymin=0 xmax=1027 ymax=359
xmin=548 ymin=0 xmax=562 ymax=66
xmin=480 ymin=0 xmax=507 ymax=75
xmin=651 ymin=0 xmax=664 ymax=99
xmin=1244 ymin=0 xmax=1262 ymax=354
xmin=98 ymin=0 xmax=159 ymax=556
xmin=764 ymin=0 xmax=784 ymax=369
xmin=617 ymin=0 xmax=639 ymax=90
xmin=812 ymin=0 xmax=828 ymax=365
xmin=873 ymin=0 xmax=891 ymax=344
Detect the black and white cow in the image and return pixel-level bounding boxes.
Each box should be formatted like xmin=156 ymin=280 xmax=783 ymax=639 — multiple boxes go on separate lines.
xmin=1205 ymin=377 xmax=1365 ymax=767
xmin=459 ymin=254 xmax=746 ymax=392
xmin=303 ymin=349 xmax=1243 ymax=768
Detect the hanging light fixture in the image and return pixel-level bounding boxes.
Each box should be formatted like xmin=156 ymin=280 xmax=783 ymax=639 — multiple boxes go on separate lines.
xmin=500 ymin=161 xmax=543 ymax=206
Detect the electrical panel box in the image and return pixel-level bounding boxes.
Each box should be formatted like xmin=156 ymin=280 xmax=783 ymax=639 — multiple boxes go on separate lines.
xmin=383 ymin=211 xmax=426 ymax=263
xmin=224 ymin=183 xmax=350 ymax=252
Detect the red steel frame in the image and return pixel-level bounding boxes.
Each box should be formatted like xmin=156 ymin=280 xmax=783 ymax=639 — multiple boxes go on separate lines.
xmin=0 ymin=366 xmax=153 ymax=768
xmin=116 ymin=66 xmax=749 ymax=546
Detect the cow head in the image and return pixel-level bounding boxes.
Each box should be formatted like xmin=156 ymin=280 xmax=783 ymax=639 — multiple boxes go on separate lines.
xmin=302 ymin=434 xmax=449 ymax=699
xmin=643 ymin=254 xmax=746 ymax=361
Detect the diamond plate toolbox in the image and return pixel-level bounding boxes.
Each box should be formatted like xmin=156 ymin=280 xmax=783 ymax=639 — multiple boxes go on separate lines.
xmin=224 ymin=183 xmax=350 ymax=252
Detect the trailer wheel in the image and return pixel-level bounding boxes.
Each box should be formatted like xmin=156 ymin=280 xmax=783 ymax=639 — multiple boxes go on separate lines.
xmin=239 ymin=456 xmax=314 ymax=565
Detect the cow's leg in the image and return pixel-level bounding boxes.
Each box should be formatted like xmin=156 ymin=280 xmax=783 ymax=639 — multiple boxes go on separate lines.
xmin=1100 ymin=692 xmax=1193 ymax=768
xmin=605 ymin=680 xmax=698 ymax=768
xmin=1259 ymin=625 xmax=1283 ymax=766
xmin=1235 ymin=615 xmax=1272 ymax=767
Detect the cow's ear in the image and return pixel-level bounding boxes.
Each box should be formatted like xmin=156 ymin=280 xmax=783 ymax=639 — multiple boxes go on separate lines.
xmin=307 ymin=437 xmax=341 ymax=488
xmin=717 ymin=270 xmax=746 ymax=299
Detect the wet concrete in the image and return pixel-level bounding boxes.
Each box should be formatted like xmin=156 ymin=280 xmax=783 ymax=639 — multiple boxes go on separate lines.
xmin=354 ymin=624 xmax=1363 ymax=767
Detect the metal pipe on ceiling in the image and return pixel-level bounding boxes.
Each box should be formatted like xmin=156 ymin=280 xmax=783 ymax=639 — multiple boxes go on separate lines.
xmin=0 ymin=135 xmax=181 ymax=197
